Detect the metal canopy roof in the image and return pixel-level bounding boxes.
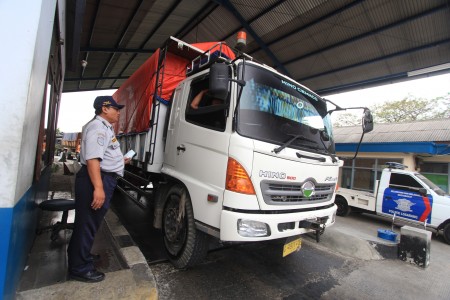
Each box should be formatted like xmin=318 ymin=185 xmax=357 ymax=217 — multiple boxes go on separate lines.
xmin=334 ymin=118 xmax=450 ymax=144
xmin=64 ymin=0 xmax=450 ymax=95
xmin=333 ymin=118 xmax=450 ymax=155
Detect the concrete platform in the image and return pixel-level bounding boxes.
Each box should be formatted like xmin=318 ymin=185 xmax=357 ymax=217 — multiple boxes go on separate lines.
xmin=16 ymin=161 xmax=158 ymax=299
xmin=19 ymin=161 xmax=444 ymax=299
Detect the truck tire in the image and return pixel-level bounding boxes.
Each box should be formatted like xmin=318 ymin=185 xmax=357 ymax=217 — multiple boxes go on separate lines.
xmin=162 ymin=184 xmax=209 ymax=269
xmin=335 ymin=195 xmax=351 ymax=217
xmin=443 ymin=223 xmax=450 ymax=245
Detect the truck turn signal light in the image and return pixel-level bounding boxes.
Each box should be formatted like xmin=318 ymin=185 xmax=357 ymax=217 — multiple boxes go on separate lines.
xmin=226 ymin=158 xmax=255 ymax=195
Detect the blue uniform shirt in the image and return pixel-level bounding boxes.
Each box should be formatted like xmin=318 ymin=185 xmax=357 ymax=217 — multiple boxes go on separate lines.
xmin=80 ymin=116 xmax=124 ymax=176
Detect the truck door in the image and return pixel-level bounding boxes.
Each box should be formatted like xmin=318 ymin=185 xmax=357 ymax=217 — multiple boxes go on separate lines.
xmin=381 ymin=173 xmax=433 ymax=224
xmin=164 ymin=75 xmax=230 ymax=228
xmin=164 ymin=84 xmax=184 ymax=167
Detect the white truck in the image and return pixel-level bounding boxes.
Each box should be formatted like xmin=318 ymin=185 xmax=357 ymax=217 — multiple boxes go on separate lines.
xmin=114 ymin=36 xmax=373 ymax=268
xmin=335 ymin=162 xmax=450 ymax=244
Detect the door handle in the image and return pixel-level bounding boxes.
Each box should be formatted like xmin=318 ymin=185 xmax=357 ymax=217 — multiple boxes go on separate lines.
xmin=177 ymin=144 xmax=186 ymax=154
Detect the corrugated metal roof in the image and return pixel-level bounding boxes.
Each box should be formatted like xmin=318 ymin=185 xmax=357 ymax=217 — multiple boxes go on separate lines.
xmin=334 ymin=119 xmax=450 ymax=144
xmin=64 ymin=0 xmax=450 ymax=94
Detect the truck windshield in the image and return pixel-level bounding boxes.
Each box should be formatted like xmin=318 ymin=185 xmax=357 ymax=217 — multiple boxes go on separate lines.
xmin=236 ymin=63 xmax=334 ymax=154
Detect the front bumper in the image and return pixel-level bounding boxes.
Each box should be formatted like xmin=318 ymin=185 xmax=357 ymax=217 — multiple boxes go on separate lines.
xmin=219 ymin=204 xmax=337 ymax=241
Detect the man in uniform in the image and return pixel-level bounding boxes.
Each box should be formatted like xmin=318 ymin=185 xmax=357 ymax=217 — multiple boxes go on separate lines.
xmin=68 ymin=95 xmax=130 ymax=282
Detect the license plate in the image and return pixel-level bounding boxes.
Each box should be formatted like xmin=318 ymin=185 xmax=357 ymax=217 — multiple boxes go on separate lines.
xmin=283 ymin=238 xmax=302 ymax=257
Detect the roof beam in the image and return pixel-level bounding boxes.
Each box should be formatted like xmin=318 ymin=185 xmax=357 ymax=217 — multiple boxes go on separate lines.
xmin=298 ymin=38 xmax=450 ymax=82
xmin=175 ymin=2 xmax=220 ymax=38
xmin=96 ymin=0 xmax=146 ymax=89
xmin=64 ymin=86 xmax=121 ymax=93
xmin=318 ymin=67 xmax=450 ymax=95
xmin=284 ymin=3 xmax=449 ymax=66
xmin=111 ymin=0 xmax=182 ymax=88
xmin=213 ymin=0 xmax=290 ymax=76
xmin=248 ymin=0 xmax=365 ymax=56
xmin=220 ymin=0 xmax=289 ymax=42
xmin=65 ymin=76 xmax=129 ymax=81
xmin=79 ymin=0 xmax=101 ymax=90
xmin=66 ymin=0 xmax=86 ymax=71
xmin=317 ymin=72 xmax=407 ymax=95
xmin=80 ymin=47 xmax=156 ymax=53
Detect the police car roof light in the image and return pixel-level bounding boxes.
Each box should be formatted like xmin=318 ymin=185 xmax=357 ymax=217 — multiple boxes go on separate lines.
xmin=385 ymin=162 xmax=407 ymax=170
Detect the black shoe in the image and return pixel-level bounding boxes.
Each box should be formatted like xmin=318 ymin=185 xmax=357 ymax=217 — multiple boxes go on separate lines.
xmin=88 ymin=253 xmax=101 ymax=261
xmin=69 ymin=270 xmax=105 ymax=283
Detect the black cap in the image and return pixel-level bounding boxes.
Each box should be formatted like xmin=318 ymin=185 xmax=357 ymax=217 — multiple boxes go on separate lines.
xmin=93 ymin=96 xmax=124 ymax=110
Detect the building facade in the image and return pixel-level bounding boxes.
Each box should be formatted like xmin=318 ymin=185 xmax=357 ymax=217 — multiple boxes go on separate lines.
xmin=0 ymin=1 xmax=66 ymax=299
xmin=334 ymin=119 xmax=450 ymax=193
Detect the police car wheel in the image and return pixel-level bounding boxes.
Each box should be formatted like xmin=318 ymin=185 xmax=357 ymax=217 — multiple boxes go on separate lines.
xmin=335 ymin=195 xmax=351 ymax=217
xmin=162 ymin=184 xmax=209 ymax=269
xmin=443 ymin=223 xmax=450 ymax=245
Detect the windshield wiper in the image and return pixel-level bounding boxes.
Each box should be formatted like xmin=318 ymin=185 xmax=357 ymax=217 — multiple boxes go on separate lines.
xmin=273 ymin=134 xmax=318 ymax=154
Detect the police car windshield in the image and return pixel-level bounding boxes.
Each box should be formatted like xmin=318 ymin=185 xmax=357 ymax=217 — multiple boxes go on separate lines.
xmin=236 ymin=63 xmax=334 ymax=155
xmin=416 ymin=173 xmax=447 ymax=196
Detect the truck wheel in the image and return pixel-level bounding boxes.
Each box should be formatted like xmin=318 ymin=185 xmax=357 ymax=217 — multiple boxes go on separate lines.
xmin=162 ymin=184 xmax=209 ymax=269
xmin=335 ymin=195 xmax=351 ymax=217
xmin=443 ymin=223 xmax=450 ymax=245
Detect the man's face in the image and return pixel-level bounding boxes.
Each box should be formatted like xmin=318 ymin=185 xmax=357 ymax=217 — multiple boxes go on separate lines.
xmin=102 ymin=106 xmax=121 ymax=124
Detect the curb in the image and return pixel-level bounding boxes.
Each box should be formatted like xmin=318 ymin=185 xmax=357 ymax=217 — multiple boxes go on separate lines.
xmin=104 ymin=210 xmax=159 ymax=299
xmin=307 ymin=227 xmax=399 ymax=261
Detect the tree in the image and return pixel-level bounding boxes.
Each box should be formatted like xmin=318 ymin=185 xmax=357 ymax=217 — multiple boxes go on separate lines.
xmin=371 ymin=96 xmax=429 ymax=123
xmin=331 ymin=93 xmax=449 ymax=127
xmin=332 ymin=112 xmax=362 ymax=127
xmin=430 ymin=94 xmax=450 ymax=119
xmin=372 ymin=94 xmax=450 ymax=123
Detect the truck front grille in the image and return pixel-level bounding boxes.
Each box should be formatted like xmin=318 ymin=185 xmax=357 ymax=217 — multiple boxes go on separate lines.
xmin=260 ymin=180 xmax=335 ymax=205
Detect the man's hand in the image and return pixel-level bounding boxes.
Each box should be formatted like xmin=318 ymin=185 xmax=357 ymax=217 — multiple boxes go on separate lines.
xmin=91 ymin=188 xmax=105 ymax=210
xmin=190 ymin=89 xmax=208 ymax=109
xmin=124 ymin=157 xmax=131 ymax=164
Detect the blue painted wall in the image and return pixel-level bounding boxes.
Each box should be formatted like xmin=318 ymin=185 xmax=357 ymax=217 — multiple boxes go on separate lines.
xmin=0 ymin=209 xmax=13 ymax=300
xmin=336 ymin=141 xmax=449 ymax=155
xmin=0 ymin=167 xmax=50 ymax=300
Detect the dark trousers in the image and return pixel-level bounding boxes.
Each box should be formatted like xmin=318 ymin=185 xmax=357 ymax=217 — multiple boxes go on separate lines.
xmin=67 ymin=166 xmax=117 ymax=274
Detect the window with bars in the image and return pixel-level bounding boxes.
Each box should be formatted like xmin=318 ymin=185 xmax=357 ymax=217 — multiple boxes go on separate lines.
xmin=340 ymin=158 xmax=403 ymax=192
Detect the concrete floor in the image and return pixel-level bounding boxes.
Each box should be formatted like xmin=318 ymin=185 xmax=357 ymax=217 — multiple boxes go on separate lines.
xmin=16 ymin=161 xmax=158 ymax=299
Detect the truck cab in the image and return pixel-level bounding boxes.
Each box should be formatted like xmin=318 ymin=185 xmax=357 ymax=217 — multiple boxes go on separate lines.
xmin=162 ymin=58 xmax=339 ymax=240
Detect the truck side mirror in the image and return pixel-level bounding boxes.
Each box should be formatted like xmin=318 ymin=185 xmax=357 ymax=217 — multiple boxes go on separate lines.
xmin=320 ymin=129 xmax=330 ymax=141
xmin=362 ymin=109 xmax=374 ymax=133
xmin=209 ymin=63 xmax=229 ymax=101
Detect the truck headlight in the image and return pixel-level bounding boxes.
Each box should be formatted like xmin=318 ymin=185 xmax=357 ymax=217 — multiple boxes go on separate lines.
xmin=237 ymin=219 xmax=270 ymax=237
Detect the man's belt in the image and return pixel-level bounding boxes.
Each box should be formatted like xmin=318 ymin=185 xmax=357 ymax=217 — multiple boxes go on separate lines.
xmin=100 ymin=170 xmax=119 ymax=179
xmin=80 ymin=165 xmax=120 ymax=179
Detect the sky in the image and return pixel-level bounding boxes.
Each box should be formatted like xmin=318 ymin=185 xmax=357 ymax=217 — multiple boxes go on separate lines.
xmin=57 ymin=73 xmax=450 ymax=133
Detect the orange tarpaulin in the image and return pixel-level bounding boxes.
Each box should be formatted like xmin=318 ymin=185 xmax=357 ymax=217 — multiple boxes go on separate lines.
xmin=113 ymin=42 xmax=235 ymax=134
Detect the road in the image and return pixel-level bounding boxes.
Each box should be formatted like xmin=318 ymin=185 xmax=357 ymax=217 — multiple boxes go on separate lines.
xmin=112 ymin=193 xmax=450 ymax=300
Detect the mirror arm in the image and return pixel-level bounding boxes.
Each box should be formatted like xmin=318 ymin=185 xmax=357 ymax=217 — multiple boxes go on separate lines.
xmin=229 ymin=79 xmax=246 ymax=87
xmin=324 ymin=96 xmax=371 ymax=115
xmin=327 ymin=108 xmax=346 ymax=114
xmin=341 ymin=130 xmax=366 ymax=161
xmin=324 ymin=98 xmax=345 ymax=114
